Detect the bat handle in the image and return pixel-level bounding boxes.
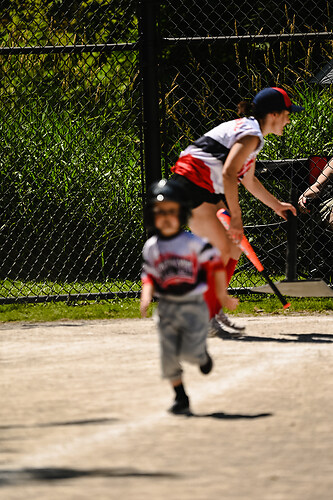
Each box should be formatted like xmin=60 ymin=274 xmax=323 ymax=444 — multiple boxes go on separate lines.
xmin=216 ymin=208 xmax=291 ymax=309
xmin=261 ymin=270 xmax=291 ymax=309
xmin=216 ymin=209 xmax=264 ymax=272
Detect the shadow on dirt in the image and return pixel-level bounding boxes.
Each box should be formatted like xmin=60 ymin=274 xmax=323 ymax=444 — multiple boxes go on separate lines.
xmin=0 ymin=322 xmax=87 ymax=331
xmin=0 ymin=467 xmax=178 ymax=485
xmin=187 ymin=412 xmax=272 ymax=420
xmin=218 ymin=333 xmax=333 ymax=343
xmin=0 ymin=418 xmax=116 ymax=431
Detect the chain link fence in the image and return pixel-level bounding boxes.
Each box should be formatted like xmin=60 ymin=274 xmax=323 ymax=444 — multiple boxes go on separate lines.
xmin=0 ymin=0 xmax=144 ymax=303
xmin=160 ymin=0 xmax=333 ymax=291
xmin=0 ymin=1 xmax=332 ymax=304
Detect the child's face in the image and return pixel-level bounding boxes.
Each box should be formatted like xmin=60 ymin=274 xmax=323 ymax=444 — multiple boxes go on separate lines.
xmin=153 ymin=200 xmax=181 ymax=236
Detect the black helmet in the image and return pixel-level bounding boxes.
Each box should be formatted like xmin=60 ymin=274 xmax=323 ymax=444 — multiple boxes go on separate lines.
xmin=144 ymin=178 xmax=192 ymax=233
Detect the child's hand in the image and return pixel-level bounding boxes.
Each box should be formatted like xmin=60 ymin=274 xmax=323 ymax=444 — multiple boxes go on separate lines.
xmin=140 ymin=300 xmax=150 ymax=318
xmin=223 ymin=295 xmax=239 ymax=311
xmin=140 ymin=282 xmax=154 ymax=318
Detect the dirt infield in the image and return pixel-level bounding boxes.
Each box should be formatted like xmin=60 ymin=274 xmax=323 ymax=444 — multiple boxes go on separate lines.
xmin=1 ymin=313 xmax=333 ymax=500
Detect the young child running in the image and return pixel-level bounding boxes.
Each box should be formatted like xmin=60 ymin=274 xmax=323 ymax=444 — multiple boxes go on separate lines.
xmin=140 ymin=178 xmax=238 ymax=415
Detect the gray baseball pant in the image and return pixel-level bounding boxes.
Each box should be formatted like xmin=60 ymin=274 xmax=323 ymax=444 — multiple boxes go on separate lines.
xmin=156 ymin=295 xmax=210 ymax=381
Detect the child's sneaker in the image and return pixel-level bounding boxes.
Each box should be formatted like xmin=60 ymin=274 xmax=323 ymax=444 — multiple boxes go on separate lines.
xmin=168 ymin=396 xmax=190 ymax=415
xmin=215 ymin=311 xmax=245 ymax=332
xmin=200 ymin=351 xmax=213 ymax=374
xmin=208 ymin=315 xmax=245 ymax=339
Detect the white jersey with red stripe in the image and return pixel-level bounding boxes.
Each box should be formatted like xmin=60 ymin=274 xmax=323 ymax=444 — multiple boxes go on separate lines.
xmin=141 ymin=230 xmax=224 ymax=300
xmin=171 ymin=117 xmax=264 ymax=194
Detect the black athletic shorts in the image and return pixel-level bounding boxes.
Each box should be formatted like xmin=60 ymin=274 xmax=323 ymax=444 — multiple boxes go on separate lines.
xmin=171 ymin=174 xmax=227 ymax=209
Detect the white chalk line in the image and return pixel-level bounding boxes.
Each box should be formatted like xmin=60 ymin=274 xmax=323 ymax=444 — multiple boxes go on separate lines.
xmin=12 ymin=352 xmax=297 ymax=468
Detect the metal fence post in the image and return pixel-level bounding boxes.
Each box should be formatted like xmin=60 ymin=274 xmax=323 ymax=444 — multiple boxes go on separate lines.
xmin=286 ymin=210 xmax=298 ymax=281
xmin=139 ymin=0 xmax=162 ymax=191
xmin=285 ymin=162 xmax=299 ymax=281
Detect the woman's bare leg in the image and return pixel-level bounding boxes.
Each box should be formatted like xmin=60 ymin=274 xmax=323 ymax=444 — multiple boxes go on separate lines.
xmin=189 ymin=201 xmax=241 ymax=265
xmin=190 ymin=201 xmax=245 ymax=334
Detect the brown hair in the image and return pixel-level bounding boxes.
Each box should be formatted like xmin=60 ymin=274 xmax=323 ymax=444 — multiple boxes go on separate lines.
xmin=237 ymin=99 xmax=284 ymax=120
xmin=237 ymin=100 xmax=254 ymax=117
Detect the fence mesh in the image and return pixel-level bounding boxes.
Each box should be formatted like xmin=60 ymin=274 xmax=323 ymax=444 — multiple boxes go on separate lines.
xmin=159 ymin=0 xmax=333 ymax=290
xmin=0 ymin=1 xmax=144 ymax=302
xmin=0 ymin=1 xmax=332 ymax=304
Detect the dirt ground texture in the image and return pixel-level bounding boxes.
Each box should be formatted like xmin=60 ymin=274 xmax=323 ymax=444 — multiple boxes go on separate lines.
xmin=1 ymin=313 xmax=333 ymax=500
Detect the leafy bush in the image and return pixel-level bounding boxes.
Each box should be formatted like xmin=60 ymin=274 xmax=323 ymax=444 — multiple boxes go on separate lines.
xmin=260 ymin=85 xmax=333 ymax=160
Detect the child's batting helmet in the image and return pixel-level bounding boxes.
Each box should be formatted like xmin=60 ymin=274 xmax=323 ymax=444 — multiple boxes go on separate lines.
xmin=144 ymin=178 xmax=192 ymax=233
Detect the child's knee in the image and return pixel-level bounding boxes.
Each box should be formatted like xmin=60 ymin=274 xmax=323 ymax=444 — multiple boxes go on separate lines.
xmin=181 ymin=349 xmax=207 ymax=367
xmin=161 ymin=356 xmax=183 ymax=380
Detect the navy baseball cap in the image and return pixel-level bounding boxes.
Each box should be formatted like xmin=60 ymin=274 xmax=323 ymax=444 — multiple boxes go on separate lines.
xmin=252 ymin=87 xmax=304 ymax=114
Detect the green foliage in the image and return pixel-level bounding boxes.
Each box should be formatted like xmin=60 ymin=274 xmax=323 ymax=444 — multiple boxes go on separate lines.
xmin=260 ymin=85 xmax=333 ymax=160
xmin=0 ymin=2 xmax=143 ymax=285
xmin=0 ymin=0 xmax=138 ymax=46
xmin=0 ymin=100 xmax=144 ymax=281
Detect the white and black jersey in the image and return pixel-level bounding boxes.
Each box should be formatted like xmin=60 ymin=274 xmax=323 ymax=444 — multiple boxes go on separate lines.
xmin=141 ymin=231 xmax=224 ymax=299
xmin=171 ymin=117 xmax=264 ymax=194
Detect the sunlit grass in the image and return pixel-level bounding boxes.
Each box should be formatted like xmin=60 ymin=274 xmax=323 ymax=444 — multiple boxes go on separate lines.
xmin=0 ymin=298 xmax=142 ymax=323
xmin=1 ymin=275 xmax=332 ymax=324
xmin=0 ymin=294 xmax=332 ymax=324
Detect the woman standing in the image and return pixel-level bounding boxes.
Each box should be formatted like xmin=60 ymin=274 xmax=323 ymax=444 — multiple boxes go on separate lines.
xmin=170 ymin=87 xmax=304 ymax=336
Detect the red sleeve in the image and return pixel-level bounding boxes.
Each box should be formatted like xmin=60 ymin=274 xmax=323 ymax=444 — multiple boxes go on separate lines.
xmin=141 ymin=275 xmax=154 ymax=286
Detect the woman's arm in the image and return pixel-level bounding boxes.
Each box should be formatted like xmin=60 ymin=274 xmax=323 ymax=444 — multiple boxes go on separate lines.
xmin=222 ymin=135 xmax=260 ymax=241
xmin=241 ymin=171 xmax=297 ymax=219
xmin=298 ymin=159 xmax=333 ymax=212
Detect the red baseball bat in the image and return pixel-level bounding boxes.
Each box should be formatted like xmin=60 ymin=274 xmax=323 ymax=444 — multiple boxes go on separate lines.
xmin=217 ymin=209 xmax=291 ymax=309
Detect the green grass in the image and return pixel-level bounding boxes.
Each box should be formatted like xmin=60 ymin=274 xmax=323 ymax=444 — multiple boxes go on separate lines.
xmin=0 ymin=298 xmax=141 ymax=323
xmin=0 ymin=295 xmax=332 ymax=324
xmin=1 ymin=276 xmax=332 ymax=323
